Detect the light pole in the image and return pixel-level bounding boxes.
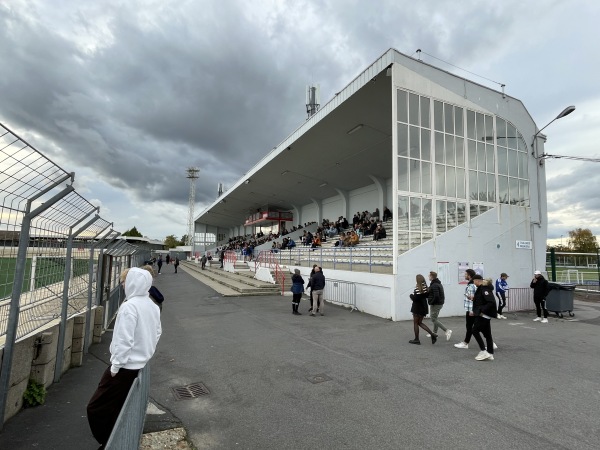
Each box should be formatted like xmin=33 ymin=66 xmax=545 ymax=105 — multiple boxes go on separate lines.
xmin=532 ymin=105 xmax=576 ymax=159
xmin=560 ymin=234 xmax=563 ymax=247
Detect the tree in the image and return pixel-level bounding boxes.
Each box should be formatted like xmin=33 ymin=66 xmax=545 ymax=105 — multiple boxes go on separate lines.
xmin=179 ymin=234 xmax=189 ymax=246
xmin=164 ymin=234 xmax=179 ymax=248
xmin=567 ymin=228 xmax=598 ymax=252
xmin=122 ymin=226 xmax=143 ymax=237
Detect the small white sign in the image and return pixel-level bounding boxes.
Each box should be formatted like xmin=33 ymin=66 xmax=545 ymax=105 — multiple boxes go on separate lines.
xmin=516 ymin=240 xmax=532 ymax=249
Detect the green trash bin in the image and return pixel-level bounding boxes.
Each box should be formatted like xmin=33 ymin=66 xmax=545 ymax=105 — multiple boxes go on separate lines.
xmin=545 ymin=282 xmax=575 ymax=318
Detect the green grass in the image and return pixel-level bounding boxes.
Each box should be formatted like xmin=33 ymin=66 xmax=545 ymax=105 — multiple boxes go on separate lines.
xmin=0 ymin=257 xmax=90 ymax=300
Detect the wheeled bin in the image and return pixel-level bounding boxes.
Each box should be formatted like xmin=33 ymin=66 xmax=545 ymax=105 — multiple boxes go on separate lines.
xmin=545 ymin=282 xmax=576 ymax=318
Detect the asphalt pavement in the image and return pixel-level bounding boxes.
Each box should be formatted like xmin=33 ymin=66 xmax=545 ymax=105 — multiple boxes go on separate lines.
xmin=1 ymin=265 xmax=599 ymax=449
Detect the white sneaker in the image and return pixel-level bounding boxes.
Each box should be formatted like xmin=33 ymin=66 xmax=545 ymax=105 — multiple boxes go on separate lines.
xmin=497 ymin=314 xmax=507 ymax=319
xmin=533 ymin=317 xmax=541 ymax=322
xmin=454 ymin=342 xmax=469 ymax=349
xmin=541 ymin=318 xmax=548 ymax=323
xmin=475 ymin=350 xmax=491 ymax=361
xmin=425 ymin=334 xmax=431 ymax=337
xmin=488 ymin=355 xmax=494 ymax=361
xmin=493 ymin=342 xmax=498 ymax=350
xmin=445 ymin=329 xmax=452 ymax=341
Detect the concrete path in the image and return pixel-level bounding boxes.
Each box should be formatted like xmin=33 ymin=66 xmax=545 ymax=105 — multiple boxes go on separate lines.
xmin=1 ymin=266 xmax=599 ymax=449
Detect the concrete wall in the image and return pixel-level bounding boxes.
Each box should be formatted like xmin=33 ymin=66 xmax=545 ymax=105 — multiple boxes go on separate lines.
xmin=1 ymin=306 xmax=104 ymax=423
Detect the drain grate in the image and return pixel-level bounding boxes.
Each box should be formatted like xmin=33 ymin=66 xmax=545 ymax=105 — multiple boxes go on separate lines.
xmin=171 ymin=382 xmax=210 ymax=400
xmin=307 ymin=374 xmax=332 ymax=384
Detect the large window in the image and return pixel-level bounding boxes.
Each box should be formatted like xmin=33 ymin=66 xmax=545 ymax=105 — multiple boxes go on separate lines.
xmin=397 ymin=88 xmax=529 ymax=253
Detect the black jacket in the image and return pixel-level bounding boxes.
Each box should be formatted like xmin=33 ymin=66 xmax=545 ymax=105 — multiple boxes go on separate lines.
xmin=428 ymin=278 xmax=445 ymax=305
xmin=530 ymin=276 xmax=549 ymax=300
xmin=472 ymin=283 xmax=497 ymax=318
xmin=311 ymin=271 xmax=325 ymax=290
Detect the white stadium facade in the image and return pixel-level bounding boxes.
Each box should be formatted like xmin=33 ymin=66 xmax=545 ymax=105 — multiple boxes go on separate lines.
xmin=192 ymin=48 xmax=552 ymax=321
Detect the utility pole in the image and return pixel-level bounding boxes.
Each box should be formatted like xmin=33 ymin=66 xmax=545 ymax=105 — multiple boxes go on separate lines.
xmin=186 ymin=167 xmax=200 ymax=248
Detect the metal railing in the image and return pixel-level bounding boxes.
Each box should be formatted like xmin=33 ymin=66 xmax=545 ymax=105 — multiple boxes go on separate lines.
xmin=323 ymin=279 xmax=357 ymax=311
xmin=0 ymin=122 xmax=148 ymax=428
xmin=505 ymin=288 xmax=534 ymax=312
xmin=105 ymin=366 xmax=150 ymax=450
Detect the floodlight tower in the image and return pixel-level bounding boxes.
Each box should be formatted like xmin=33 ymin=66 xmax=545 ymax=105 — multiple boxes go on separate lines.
xmin=186 ymin=167 xmax=200 ymax=247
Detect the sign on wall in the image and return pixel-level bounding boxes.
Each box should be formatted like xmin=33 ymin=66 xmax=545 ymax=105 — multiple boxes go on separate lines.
xmin=436 ymin=262 xmax=450 ymax=285
xmin=516 ymin=240 xmax=533 ymax=249
xmin=473 ymin=262 xmax=484 ymax=277
xmin=458 ymin=262 xmax=470 ymax=284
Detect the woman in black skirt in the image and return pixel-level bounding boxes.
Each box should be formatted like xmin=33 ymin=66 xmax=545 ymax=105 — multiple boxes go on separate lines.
xmin=409 ymin=274 xmax=437 ymax=345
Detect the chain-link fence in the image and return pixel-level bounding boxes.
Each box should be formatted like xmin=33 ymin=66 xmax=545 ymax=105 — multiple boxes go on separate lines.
xmin=0 ymin=122 xmax=149 ymax=427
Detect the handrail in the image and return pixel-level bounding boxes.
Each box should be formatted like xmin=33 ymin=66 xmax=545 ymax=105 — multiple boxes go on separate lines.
xmin=255 ymin=251 xmax=286 ymax=294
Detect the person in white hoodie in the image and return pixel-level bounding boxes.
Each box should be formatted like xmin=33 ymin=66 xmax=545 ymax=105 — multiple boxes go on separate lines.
xmin=87 ymin=267 xmax=162 ymax=448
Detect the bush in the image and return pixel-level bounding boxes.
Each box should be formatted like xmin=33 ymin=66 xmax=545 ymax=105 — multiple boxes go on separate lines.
xmin=23 ymin=379 xmax=46 ymax=407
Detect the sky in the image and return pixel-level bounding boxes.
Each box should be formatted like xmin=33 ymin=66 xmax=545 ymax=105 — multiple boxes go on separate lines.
xmin=1 ymin=0 xmax=598 ymax=244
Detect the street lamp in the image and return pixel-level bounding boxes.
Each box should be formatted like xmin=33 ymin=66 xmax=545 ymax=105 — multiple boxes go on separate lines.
xmin=531 ymin=105 xmax=576 ymax=157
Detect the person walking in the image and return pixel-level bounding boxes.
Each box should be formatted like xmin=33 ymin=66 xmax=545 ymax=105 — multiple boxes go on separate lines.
xmin=471 ymin=275 xmax=497 ymax=361
xmin=310 ymin=266 xmax=325 ymax=316
xmin=495 ymin=273 xmax=509 ymax=319
xmin=454 ymin=269 xmax=476 ymax=349
xmin=157 ymin=255 xmax=163 ymax=274
xmin=87 ymin=267 xmax=162 ymax=447
xmin=427 ymin=271 xmax=452 ymax=341
xmin=409 ymin=274 xmax=437 ymax=345
xmin=165 ymin=254 xmax=171 ymax=265
xmin=200 ymin=253 xmax=207 ymax=270
xmin=174 ymin=256 xmax=180 ymax=273
xmin=307 ymin=264 xmax=318 ymax=313
xmin=530 ymin=270 xmax=550 ymax=323
xmin=290 ymin=269 xmax=305 ymax=315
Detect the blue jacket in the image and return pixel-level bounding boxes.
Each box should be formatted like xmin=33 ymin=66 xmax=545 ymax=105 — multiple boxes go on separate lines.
xmin=495 ymin=277 xmax=509 ymax=294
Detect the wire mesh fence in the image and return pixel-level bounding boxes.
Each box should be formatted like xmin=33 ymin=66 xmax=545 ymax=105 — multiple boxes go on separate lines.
xmin=0 ymin=121 xmax=151 ymax=428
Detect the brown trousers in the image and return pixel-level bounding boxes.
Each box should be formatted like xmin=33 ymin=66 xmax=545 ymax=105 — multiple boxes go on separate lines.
xmin=87 ymin=367 xmax=140 ymax=446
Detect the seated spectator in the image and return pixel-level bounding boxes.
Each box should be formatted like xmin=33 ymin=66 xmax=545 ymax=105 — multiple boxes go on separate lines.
xmin=373 ymin=223 xmax=387 ymax=241
xmin=372 ymin=208 xmax=380 ymax=220
xmin=334 ymin=233 xmax=344 ymax=247
xmin=311 ymin=234 xmax=322 ymax=249
xmin=349 ymin=230 xmax=359 ymax=247
xmin=383 ymin=206 xmax=392 ymax=221
xmin=327 ymin=224 xmax=337 ymax=238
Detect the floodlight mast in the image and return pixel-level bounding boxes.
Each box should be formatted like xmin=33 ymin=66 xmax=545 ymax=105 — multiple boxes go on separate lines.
xmin=186 ymin=167 xmax=200 ymax=248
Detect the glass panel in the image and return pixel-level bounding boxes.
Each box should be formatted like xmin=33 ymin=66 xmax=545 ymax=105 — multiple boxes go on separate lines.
xmin=422 ymin=162 xmax=432 ymax=194
xmin=436 ymin=201 xmax=447 ymax=234
xmin=422 ymin=233 xmax=433 ymax=244
xmin=409 ymin=159 xmax=420 ymax=193
xmin=410 ymin=232 xmax=422 ymax=248
xmin=397 ymin=123 xmax=408 ymax=157
xmin=467 ymin=140 xmax=476 ymax=169
xmin=398 ymin=231 xmax=409 ymax=254
xmin=455 ymin=107 xmax=464 ymax=136
xmin=409 ymin=198 xmax=421 ymax=229
xmin=436 ymin=164 xmax=446 ymax=197
xmin=409 ymin=93 xmax=419 ymax=125
xmin=497 ymin=147 xmax=508 ymax=175
xmin=469 ymin=170 xmax=478 ymax=202
xmin=475 ymin=113 xmax=485 ymax=140
xmin=487 ymin=173 xmax=496 ymax=203
xmin=446 ymin=166 xmax=456 ymax=198
xmin=456 ymin=137 xmax=464 ymax=168
xmin=484 ymin=114 xmax=493 ymax=140
xmin=508 ymin=149 xmax=518 ymax=177
xmin=498 ymin=176 xmax=509 ymax=204
xmin=421 ymin=129 xmax=431 ymax=161
xmin=517 ymin=151 xmax=526 ymax=179
xmin=480 ymin=205 xmax=490 ymax=213
xmin=397 ymin=90 xmax=408 ymax=123
xmin=456 ymin=167 xmax=466 ymax=199
xmin=445 ymin=134 xmax=455 ymax=166
xmin=457 ymin=202 xmax=467 ymax=225
xmin=517 ymin=135 xmax=526 ymax=153
xmin=444 ymin=104 xmax=454 ymax=134
xmin=422 ymin=199 xmax=432 ymax=231
xmin=520 ymin=180 xmax=530 ymax=206
xmin=466 ymin=110 xmax=476 ymax=139
xmin=509 ymin=178 xmax=519 ymax=204
xmin=477 ymin=142 xmax=486 ymax=171
xmin=409 ymin=126 xmax=420 ymax=159
xmin=486 ymin=144 xmax=494 ymax=173
xmin=398 ymin=157 xmax=408 ymax=191
xmin=434 ymin=100 xmax=443 ymax=131
xmin=447 ymin=201 xmax=457 ymax=230
xmin=478 ymin=171 xmax=487 ymax=201
xmin=470 ymin=203 xmax=479 ymax=220
xmin=420 ymin=96 xmax=430 ymax=128
xmin=435 ymin=132 xmax=444 ymax=163
xmin=399 ymin=196 xmax=410 ymax=229
xmin=496 ymin=117 xmax=506 ymax=146
xmin=507 ymin=123 xmax=517 ymax=149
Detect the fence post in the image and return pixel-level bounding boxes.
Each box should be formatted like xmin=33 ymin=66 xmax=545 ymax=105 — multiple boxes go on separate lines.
xmin=0 ymin=181 xmax=74 ymax=429
xmin=54 ymin=213 xmax=99 ymax=383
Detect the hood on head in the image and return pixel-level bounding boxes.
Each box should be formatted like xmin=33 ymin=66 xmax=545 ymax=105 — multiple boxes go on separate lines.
xmin=125 ymin=267 xmax=152 ymax=298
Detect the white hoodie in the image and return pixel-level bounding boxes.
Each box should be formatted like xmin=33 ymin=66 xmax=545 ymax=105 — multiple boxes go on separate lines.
xmin=110 ymin=267 xmax=162 ymax=374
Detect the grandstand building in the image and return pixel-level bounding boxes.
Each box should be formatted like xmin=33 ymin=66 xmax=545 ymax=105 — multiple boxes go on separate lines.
xmin=193 ymin=48 xmax=548 ymax=321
